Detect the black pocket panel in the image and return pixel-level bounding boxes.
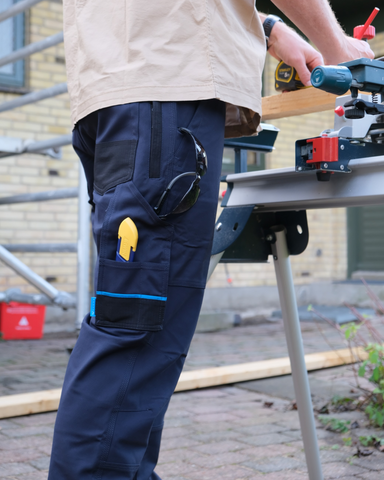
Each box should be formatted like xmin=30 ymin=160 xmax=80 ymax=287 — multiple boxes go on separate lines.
xmin=94 ymin=140 xmax=137 ymax=195
xmin=96 ymin=260 xmax=169 ymax=331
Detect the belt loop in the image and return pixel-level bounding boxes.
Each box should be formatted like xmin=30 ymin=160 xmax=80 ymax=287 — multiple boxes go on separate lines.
xmin=149 ymin=102 xmax=162 ymax=178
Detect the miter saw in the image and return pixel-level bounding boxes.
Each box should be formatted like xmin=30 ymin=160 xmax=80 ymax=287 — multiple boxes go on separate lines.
xmin=296 ymin=58 xmax=384 ymax=181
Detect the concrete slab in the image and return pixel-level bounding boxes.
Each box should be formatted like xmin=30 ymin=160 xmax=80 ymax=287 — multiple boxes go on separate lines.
xmin=235 ymin=370 xmax=358 ymax=403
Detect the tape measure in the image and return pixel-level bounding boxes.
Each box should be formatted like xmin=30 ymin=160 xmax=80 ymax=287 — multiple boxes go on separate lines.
xmin=275 ymin=61 xmax=306 ymax=92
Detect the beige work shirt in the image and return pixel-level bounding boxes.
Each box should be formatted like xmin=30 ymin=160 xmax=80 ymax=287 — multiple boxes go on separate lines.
xmin=63 ymin=0 xmax=266 ymax=138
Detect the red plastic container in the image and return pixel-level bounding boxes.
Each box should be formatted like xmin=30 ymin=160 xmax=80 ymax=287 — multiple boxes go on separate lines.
xmin=0 ymin=302 xmax=45 ymax=340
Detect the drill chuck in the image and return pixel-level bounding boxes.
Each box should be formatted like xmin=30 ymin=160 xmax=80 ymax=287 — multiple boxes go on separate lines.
xmin=311 ymin=65 xmax=353 ymax=95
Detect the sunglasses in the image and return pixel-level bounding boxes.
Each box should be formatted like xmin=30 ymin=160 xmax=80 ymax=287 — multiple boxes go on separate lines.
xmin=153 ymin=127 xmax=207 ymax=219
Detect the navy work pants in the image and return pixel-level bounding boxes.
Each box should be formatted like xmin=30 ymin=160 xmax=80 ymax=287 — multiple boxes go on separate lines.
xmin=48 ymin=100 xmax=226 ymax=479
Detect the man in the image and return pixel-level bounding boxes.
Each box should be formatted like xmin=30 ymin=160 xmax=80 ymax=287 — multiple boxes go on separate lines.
xmin=49 ymin=1 xmax=373 ymax=478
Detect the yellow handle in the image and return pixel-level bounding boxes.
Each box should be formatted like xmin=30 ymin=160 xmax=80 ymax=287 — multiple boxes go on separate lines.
xmin=117 ymin=217 xmax=138 ymax=261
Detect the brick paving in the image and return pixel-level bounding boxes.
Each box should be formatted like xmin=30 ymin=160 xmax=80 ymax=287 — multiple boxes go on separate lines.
xmin=1 ymin=317 xmax=384 ymax=479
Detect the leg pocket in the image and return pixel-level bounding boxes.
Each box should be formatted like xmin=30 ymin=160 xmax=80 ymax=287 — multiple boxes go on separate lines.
xmin=95 ymin=181 xmax=173 ymax=331
xmin=97 ymin=409 xmax=154 ymax=475
xmin=96 ymin=261 xmax=168 ymax=331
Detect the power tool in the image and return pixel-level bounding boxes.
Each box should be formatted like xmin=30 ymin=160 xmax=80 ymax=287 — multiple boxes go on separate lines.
xmin=275 ymin=7 xmax=380 ymax=93
xmin=294 ymin=8 xmax=384 ymax=181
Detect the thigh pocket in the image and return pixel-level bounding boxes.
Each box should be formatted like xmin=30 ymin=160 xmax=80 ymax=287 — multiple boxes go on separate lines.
xmin=97 ymin=409 xmax=154 ymax=472
xmin=96 ymin=261 xmax=168 ymax=331
xmin=95 ymin=181 xmax=173 ymax=332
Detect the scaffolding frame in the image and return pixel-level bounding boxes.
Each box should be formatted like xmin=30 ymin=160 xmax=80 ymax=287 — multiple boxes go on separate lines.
xmin=0 ymin=0 xmax=89 ymax=328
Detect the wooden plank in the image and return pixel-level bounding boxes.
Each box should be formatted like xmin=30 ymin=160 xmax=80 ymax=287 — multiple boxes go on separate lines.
xmin=0 ymin=388 xmax=61 ymax=419
xmin=261 ymin=87 xmax=346 ymax=121
xmin=175 ymin=347 xmax=367 ymax=391
xmin=0 ymin=347 xmax=367 ymax=419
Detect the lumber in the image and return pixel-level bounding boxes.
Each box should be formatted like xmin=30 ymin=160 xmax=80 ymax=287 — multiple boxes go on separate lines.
xmin=175 ymin=346 xmax=367 ymax=391
xmin=0 ymin=347 xmax=367 ymax=419
xmin=261 ymin=87 xmax=347 ymax=121
xmin=0 ymin=388 xmax=61 ymax=419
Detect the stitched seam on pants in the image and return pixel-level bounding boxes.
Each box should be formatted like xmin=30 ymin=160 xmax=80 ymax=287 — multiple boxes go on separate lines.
xmin=94 ymin=347 xmax=140 ymax=479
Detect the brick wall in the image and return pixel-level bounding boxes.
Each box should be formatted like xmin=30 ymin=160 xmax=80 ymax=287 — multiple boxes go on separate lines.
xmin=0 ymin=0 xmax=78 ymax=294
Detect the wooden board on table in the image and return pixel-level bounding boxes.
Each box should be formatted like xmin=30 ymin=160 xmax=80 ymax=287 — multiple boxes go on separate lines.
xmin=261 ymin=87 xmax=347 ymax=121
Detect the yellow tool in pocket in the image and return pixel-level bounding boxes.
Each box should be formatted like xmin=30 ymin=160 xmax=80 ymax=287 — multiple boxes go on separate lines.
xmin=116 ymin=217 xmax=138 ymax=262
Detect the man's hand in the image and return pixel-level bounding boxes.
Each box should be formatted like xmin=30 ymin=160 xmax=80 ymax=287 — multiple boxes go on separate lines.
xmin=322 ymin=34 xmax=374 ymax=65
xmin=269 ymin=0 xmax=374 ymax=67
xmin=267 ymin=21 xmax=323 ymax=86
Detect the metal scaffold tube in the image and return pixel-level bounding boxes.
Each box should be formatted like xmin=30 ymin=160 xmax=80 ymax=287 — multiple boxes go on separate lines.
xmin=24 ymin=134 xmax=72 ymax=153
xmin=0 ymin=32 xmax=64 ymax=68
xmin=0 ymin=83 xmax=68 ymax=114
xmin=3 ymin=244 xmax=77 ymax=253
xmin=0 ymin=245 xmax=58 ymax=299
xmin=0 ymin=134 xmax=72 ymax=159
xmin=0 ymin=188 xmax=78 ymax=205
xmin=0 ymin=0 xmax=43 ymax=23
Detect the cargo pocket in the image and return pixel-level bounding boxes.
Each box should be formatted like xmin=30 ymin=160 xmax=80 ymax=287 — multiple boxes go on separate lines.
xmin=96 ymin=261 xmax=168 ymax=331
xmin=95 ymin=181 xmax=173 ymax=332
xmin=94 ymin=139 xmax=137 ymax=195
xmin=97 ymin=409 xmax=154 ymax=476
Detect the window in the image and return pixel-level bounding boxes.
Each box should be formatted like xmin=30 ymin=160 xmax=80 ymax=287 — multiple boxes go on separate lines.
xmin=0 ymin=0 xmax=25 ymax=89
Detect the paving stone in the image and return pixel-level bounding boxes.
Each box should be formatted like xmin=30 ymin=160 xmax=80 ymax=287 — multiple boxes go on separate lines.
xmin=1 ymin=426 xmax=54 ymax=438
xmin=161 ymin=427 xmax=193 ymax=440
xmin=188 ymin=430 xmax=240 ymax=444
xmin=240 ymin=432 xmax=295 ymax=447
xmin=193 ymin=412 xmax=241 ymax=424
xmin=234 ymin=423 xmax=288 ymax=436
xmin=0 ymin=419 xmax=19 ymax=431
xmin=357 ymin=471 xmax=384 ymax=480
xmin=160 ymin=436 xmax=202 ymax=451
xmin=322 ymin=461 xmax=368 ymax=478
xmin=257 ymin=472 xmax=308 ymax=480
xmin=186 ymin=464 xmax=262 ymax=479
xmin=0 ymin=462 xmax=37 ymax=476
xmin=350 ymin=452 xmax=384 ymax=471
xmin=239 ymin=443 xmax=299 ymax=459
xmin=0 ymin=447 xmax=45 ymax=465
xmin=11 ymin=412 xmax=57 ymax=427
xmin=10 ymin=470 xmax=50 ymax=479
xmin=0 ymin=435 xmax=52 ymax=451
xmin=188 ymin=451 xmax=252 ymax=469
xmin=191 ymin=440 xmax=251 ymax=455
xmin=242 ymin=456 xmax=304 ymax=473
xmin=30 ymin=456 xmax=51 ymax=470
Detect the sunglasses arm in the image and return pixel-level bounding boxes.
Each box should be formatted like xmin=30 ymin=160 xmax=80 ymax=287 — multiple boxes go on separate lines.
xmin=153 ymin=171 xmax=197 ymax=215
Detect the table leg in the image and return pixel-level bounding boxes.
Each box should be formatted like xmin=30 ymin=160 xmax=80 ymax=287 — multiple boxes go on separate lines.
xmin=271 ymin=226 xmax=323 ymax=480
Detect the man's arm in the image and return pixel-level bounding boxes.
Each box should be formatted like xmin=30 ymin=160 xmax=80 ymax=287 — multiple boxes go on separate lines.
xmin=259 ymin=1 xmax=374 ymax=86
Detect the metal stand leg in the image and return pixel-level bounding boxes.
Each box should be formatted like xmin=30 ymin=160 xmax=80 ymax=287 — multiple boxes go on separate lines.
xmin=207 ymin=252 xmax=224 ymax=280
xmin=271 ymin=226 xmax=323 ymax=480
xmin=75 ymin=166 xmax=91 ymax=329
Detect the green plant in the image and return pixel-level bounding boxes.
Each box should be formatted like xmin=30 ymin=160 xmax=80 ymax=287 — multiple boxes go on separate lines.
xmin=356 ymin=342 xmax=384 ymax=427
xmin=342 ymin=437 xmax=352 ymax=446
xmin=359 ymin=435 xmax=384 ymax=447
xmin=310 ymin=284 xmax=384 ymax=429
xmin=319 ymin=416 xmax=351 ymax=433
